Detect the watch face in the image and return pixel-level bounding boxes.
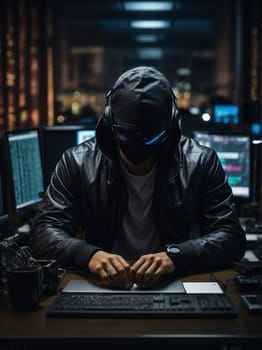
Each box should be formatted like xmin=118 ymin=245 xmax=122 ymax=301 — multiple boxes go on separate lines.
xmin=169 ymin=246 xmax=180 ymax=254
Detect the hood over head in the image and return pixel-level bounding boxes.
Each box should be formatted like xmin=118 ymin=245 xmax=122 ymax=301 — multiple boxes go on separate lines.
xmin=96 ymin=66 xmax=181 ymax=161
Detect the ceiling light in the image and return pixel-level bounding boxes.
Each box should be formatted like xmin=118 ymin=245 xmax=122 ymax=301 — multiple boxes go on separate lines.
xmin=135 ymin=34 xmax=158 ymax=42
xmin=138 ymin=48 xmax=163 ymax=59
xmin=124 ymin=2 xmax=173 ymax=11
xmin=131 ymin=20 xmax=170 ymax=29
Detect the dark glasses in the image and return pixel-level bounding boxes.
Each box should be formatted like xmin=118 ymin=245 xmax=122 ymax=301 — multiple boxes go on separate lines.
xmin=113 ymin=125 xmax=168 ymax=146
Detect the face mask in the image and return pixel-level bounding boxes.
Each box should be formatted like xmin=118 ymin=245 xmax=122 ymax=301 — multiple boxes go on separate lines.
xmin=118 ymin=141 xmax=161 ymax=164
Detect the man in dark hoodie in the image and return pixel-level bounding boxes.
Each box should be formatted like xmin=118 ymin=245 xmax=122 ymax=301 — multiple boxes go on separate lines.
xmin=29 ymin=66 xmax=246 ymax=289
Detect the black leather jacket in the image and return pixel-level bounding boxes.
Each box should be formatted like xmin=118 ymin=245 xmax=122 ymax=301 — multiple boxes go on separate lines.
xmin=29 ymin=118 xmax=246 ymax=276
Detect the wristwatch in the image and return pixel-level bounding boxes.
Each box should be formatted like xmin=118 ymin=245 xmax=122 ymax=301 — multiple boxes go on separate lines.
xmin=166 ymin=244 xmax=181 ymax=259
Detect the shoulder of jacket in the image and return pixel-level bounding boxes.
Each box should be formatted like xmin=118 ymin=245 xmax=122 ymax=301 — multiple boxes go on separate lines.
xmin=60 ymin=138 xmax=101 ymax=164
xmin=179 ymin=136 xmax=217 ymax=164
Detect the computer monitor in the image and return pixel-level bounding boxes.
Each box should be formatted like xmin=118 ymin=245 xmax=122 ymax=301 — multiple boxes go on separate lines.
xmin=213 ymin=105 xmax=239 ymax=124
xmin=0 ymin=138 xmax=11 ymax=232
xmin=0 ymin=170 xmax=8 ymax=226
xmin=250 ymin=123 xmax=261 ymax=136
xmin=193 ymin=132 xmax=251 ymax=201
xmin=2 ymin=129 xmax=45 ymax=227
xmin=41 ymin=125 xmax=95 ymax=187
xmin=76 ymin=129 xmax=96 ymax=144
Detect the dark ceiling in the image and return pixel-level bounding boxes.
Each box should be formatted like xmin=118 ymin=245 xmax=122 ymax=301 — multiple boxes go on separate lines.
xmin=48 ymin=0 xmax=231 ymax=95
xmin=48 ymin=0 xmax=218 ymax=50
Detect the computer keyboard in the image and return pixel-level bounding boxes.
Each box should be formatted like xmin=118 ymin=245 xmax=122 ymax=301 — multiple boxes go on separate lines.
xmin=46 ymin=292 xmax=238 ymax=318
xmin=233 ymin=274 xmax=262 ymax=292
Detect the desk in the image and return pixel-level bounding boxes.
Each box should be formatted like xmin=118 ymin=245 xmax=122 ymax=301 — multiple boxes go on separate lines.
xmin=0 ymin=269 xmax=261 ymax=349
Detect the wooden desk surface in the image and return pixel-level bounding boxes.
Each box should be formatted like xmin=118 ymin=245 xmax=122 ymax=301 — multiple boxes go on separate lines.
xmin=0 ymin=269 xmax=261 ymax=348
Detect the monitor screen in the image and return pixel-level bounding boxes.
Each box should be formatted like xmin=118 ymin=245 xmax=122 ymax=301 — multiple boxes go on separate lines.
xmin=76 ymin=129 xmax=95 ymax=144
xmin=41 ymin=125 xmax=94 ymax=186
xmin=3 ymin=129 xmax=44 ymax=212
xmin=250 ymin=123 xmax=261 ymax=136
xmin=193 ymin=132 xmax=251 ymax=199
xmin=213 ymin=105 xmax=239 ymax=124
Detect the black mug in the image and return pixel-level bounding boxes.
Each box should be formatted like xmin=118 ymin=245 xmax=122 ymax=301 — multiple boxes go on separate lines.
xmin=5 ymin=264 xmax=43 ymax=310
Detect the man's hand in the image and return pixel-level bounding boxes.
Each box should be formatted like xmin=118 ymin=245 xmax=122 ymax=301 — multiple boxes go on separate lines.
xmin=131 ymin=252 xmax=175 ymax=289
xmin=88 ymin=250 xmax=133 ymax=289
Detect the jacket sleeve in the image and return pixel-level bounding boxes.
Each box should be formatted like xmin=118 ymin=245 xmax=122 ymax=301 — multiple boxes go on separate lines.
xmin=29 ymin=149 xmax=101 ymax=269
xmin=173 ymin=148 xmax=247 ymax=276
